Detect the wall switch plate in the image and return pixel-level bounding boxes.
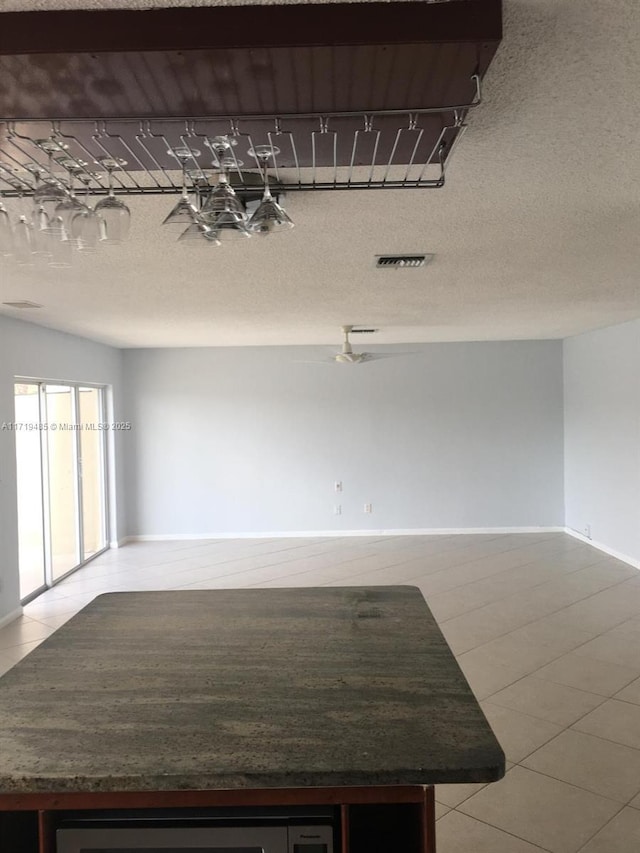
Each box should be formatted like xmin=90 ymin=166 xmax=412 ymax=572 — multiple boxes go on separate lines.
xmin=334 ymin=481 xmax=342 ymax=492
xmin=334 ymin=505 xmax=342 ymax=515
xmin=364 ymin=503 xmax=372 ymax=514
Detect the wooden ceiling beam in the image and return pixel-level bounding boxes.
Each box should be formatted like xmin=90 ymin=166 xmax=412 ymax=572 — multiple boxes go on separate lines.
xmin=0 ymin=1 xmax=502 ymax=55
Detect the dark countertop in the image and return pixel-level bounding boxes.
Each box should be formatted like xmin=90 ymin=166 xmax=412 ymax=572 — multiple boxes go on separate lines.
xmin=0 ymin=587 xmax=504 ymax=793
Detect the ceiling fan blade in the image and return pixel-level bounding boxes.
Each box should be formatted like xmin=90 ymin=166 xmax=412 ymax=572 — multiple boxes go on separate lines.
xmin=354 ymin=351 xmax=416 ymax=362
xmin=293 ymin=359 xmax=337 ymax=366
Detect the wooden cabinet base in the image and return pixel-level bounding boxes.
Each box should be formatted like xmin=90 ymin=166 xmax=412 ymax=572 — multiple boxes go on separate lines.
xmin=0 ymin=786 xmax=436 ymax=853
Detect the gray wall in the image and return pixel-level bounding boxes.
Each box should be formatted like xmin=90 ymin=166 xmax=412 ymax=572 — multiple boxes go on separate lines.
xmin=123 ymin=341 xmax=565 ymax=537
xmin=564 ymin=319 xmax=640 ymax=565
xmin=0 ymin=315 xmax=125 ymax=622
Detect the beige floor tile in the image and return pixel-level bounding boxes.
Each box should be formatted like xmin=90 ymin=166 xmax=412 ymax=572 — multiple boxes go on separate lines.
xmin=522 ymin=729 xmax=640 ymax=803
xmin=481 ymin=702 xmax=562 ymax=762
xmin=608 ymin=615 xmax=640 ymax=641
xmin=434 ymin=801 xmax=451 ymax=820
xmin=593 ymin=581 xmax=640 ymax=611
xmin=427 ymin=581 xmax=510 ymax=622
xmin=23 ymin=594 xmax=93 ymax=621
xmin=440 ymin=592 xmax=569 ymax=655
xmin=0 ymin=652 xmax=15 ymax=678
xmin=488 ymin=676 xmax=606 ymax=727
xmin=540 ymin=597 xmax=638 ymax=636
xmin=458 ymin=766 xmax=621 ymax=853
xmin=28 ymin=612 xmax=76 ymax=630
xmin=630 ymin=791 xmax=640 ymax=810
xmin=425 ymin=553 xmax=578 ymax=622
xmin=506 ymin=618 xmax=597 ymax=653
xmin=0 ymin=616 xmax=55 ymax=650
xmin=579 ymin=807 xmax=640 ymax=853
xmin=459 ymin=635 xmax=562 ymax=680
xmin=573 ymin=700 xmax=640 ymax=750
xmin=438 ymin=608 xmax=523 ymax=654
xmin=435 ymin=810 xmax=544 ymax=853
xmin=614 ymin=676 xmax=640 ymax=706
xmin=572 ymin=633 xmax=640 ymax=672
xmin=436 ymin=780 xmax=491 ymax=809
xmin=536 ymin=651 xmax=639 ymax=697
xmin=436 ymin=763 xmax=514 ymax=808
xmin=456 ymin=657 xmax=526 ymax=700
xmin=0 ymin=639 xmax=45 ymax=666
xmin=560 ymin=561 xmax=639 ymax=587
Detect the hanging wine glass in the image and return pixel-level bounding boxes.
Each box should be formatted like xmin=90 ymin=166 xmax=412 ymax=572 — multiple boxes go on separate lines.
xmin=172 ymin=170 xmax=221 ymax=246
xmin=94 ymin=157 xmax=131 ymax=244
xmin=185 ymin=170 xmax=211 ymax=209
xmin=13 ymin=215 xmax=34 ymax=265
xmin=47 ymin=216 xmax=72 ymax=268
xmin=0 ymin=201 xmax=14 ymax=258
xmin=201 ymin=137 xmax=245 ymax=216
xmin=198 ymin=165 xmax=245 ymax=220
xmin=33 ymin=139 xmax=69 ymax=216
xmin=70 ymin=172 xmax=102 ymax=254
xmin=199 ymin=137 xmax=250 ymax=239
xmin=162 ymin=147 xmax=201 ymax=228
xmin=247 ymin=145 xmax=294 ymax=235
xmin=23 ymin=163 xmax=51 ymax=236
xmin=177 ymin=220 xmax=221 ymax=247
xmin=55 ymin=158 xmax=89 ymax=244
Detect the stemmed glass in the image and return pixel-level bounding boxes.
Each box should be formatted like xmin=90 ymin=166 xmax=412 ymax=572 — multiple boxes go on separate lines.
xmin=162 ymin=147 xmax=201 ymax=229
xmin=70 ymin=172 xmax=103 ymax=254
xmin=32 ymin=139 xmax=69 ymax=217
xmin=23 ymin=163 xmax=55 ymax=256
xmin=177 ymin=219 xmax=221 ymax=246
xmin=0 ymin=201 xmax=14 ymax=258
xmin=198 ymin=136 xmax=250 ymax=240
xmin=13 ymin=215 xmax=34 ymax=265
xmin=94 ymin=157 xmax=131 ymax=244
xmin=174 ymin=171 xmax=221 ymax=247
xmin=46 ymin=216 xmax=72 ymax=268
xmin=247 ymin=145 xmax=294 ymax=235
xmin=54 ymin=158 xmax=89 ymax=244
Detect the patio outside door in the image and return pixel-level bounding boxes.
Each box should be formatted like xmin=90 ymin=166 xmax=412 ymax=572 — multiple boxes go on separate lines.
xmin=14 ymin=381 xmax=108 ymax=602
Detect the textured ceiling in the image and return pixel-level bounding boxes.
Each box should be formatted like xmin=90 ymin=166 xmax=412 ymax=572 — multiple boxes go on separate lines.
xmin=1 ymin=0 xmax=639 ymax=348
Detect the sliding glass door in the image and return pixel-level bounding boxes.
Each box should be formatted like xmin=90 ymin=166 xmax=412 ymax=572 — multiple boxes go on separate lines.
xmin=14 ymin=383 xmax=47 ymax=600
xmin=15 ymin=381 xmax=108 ymax=601
xmin=45 ymin=384 xmax=80 ymax=581
xmin=78 ymin=387 xmax=107 ymax=561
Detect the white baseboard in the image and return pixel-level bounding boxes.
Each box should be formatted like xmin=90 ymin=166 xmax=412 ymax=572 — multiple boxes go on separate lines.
xmin=564 ymin=528 xmax=640 ymax=570
xmin=127 ymin=526 xmax=565 ymax=542
xmin=0 ymin=607 xmax=23 ymax=630
xmin=109 ymin=537 xmax=132 ymax=548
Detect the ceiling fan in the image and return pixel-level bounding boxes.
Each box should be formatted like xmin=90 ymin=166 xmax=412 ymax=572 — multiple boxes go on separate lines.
xmin=334 ymin=325 xmax=377 ymax=364
xmin=298 ymin=326 xmax=414 ymax=366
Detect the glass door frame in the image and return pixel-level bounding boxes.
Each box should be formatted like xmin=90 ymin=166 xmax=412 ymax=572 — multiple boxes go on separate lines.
xmin=15 ymin=378 xmax=110 ymax=602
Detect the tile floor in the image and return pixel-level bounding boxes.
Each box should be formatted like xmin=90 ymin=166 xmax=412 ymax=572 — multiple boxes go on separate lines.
xmin=1 ymin=531 xmax=640 ymax=852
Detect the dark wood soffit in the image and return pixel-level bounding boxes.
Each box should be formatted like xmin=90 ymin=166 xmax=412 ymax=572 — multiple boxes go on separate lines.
xmin=0 ymin=1 xmax=502 ymax=55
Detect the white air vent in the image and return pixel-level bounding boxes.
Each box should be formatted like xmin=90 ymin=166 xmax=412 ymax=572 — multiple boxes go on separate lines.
xmin=2 ymin=300 xmax=43 ymax=309
xmin=375 ymin=254 xmax=433 ymax=269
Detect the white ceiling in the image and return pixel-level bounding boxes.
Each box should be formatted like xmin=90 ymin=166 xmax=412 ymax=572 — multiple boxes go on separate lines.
xmin=1 ymin=0 xmax=639 ymax=348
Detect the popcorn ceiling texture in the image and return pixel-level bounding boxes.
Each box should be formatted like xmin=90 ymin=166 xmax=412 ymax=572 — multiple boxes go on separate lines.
xmin=1 ymin=0 xmax=639 ymax=348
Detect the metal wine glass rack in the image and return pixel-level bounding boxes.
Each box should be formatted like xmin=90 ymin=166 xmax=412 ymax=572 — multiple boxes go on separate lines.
xmin=0 ymin=75 xmax=481 ymax=198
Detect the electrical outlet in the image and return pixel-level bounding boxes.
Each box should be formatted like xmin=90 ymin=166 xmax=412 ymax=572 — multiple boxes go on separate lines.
xmin=334 ymin=505 xmax=342 ymax=515
xmin=364 ymin=503 xmax=372 ymax=514
xmin=584 ymin=524 xmax=592 ymax=539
